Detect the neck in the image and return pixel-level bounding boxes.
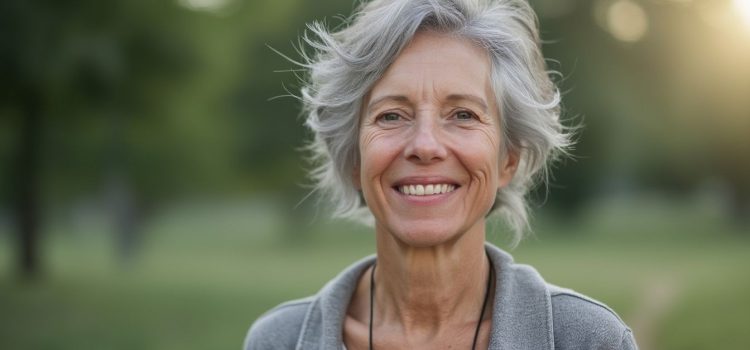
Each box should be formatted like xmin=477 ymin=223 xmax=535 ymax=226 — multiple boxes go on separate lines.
xmin=373 ymin=220 xmax=491 ymax=337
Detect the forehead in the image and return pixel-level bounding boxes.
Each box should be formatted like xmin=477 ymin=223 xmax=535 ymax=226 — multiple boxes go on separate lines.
xmin=368 ymin=31 xmax=493 ymax=102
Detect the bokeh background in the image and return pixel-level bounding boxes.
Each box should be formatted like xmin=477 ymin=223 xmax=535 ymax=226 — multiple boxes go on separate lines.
xmin=1 ymin=0 xmax=749 ymax=349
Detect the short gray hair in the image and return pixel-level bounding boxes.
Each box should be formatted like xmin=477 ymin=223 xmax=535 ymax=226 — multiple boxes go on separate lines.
xmin=298 ymin=0 xmax=573 ymax=246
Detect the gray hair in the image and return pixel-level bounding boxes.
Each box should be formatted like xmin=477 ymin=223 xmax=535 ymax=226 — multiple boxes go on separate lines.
xmin=298 ymin=0 xmax=573 ymax=246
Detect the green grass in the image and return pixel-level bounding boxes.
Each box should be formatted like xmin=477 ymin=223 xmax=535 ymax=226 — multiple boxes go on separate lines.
xmin=1 ymin=200 xmax=749 ymax=350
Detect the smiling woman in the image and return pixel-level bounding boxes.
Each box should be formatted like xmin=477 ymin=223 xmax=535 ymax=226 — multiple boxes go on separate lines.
xmin=244 ymin=1 xmax=637 ymax=349
xmin=357 ymin=32 xmax=514 ymax=248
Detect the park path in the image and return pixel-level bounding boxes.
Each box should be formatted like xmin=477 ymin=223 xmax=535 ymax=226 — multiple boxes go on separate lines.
xmin=629 ymin=276 xmax=682 ymax=350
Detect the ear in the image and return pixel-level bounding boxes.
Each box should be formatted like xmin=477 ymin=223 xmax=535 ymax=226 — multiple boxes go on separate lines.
xmin=352 ymin=163 xmax=362 ymax=190
xmin=498 ymin=149 xmax=519 ymax=188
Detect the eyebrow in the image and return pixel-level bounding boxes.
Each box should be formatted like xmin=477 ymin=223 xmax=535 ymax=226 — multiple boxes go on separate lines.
xmin=445 ymin=94 xmax=489 ymax=113
xmin=366 ymin=93 xmax=489 ymax=114
xmin=366 ymin=95 xmax=410 ymax=114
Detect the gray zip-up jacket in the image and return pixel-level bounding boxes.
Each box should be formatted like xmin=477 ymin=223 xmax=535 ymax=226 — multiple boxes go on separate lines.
xmin=245 ymin=243 xmax=637 ymax=349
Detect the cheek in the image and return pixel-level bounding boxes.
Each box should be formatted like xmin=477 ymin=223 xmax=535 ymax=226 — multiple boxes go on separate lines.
xmin=450 ymin=127 xmax=503 ymax=180
xmin=359 ymin=130 xmax=402 ymax=181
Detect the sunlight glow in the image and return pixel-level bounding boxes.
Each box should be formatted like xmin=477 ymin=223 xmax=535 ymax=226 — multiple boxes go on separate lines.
xmin=606 ymin=0 xmax=649 ymax=43
xmin=735 ymin=0 xmax=750 ymax=29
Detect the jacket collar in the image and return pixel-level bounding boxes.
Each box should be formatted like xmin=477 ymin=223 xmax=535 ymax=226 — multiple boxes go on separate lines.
xmin=295 ymin=243 xmax=554 ymax=349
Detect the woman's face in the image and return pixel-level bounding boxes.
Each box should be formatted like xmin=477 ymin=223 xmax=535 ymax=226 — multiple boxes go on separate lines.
xmin=357 ymin=31 xmax=518 ymax=247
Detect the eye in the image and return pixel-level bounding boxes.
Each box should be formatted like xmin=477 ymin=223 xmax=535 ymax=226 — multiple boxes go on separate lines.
xmin=380 ymin=112 xmax=401 ymax=122
xmin=454 ymin=110 xmax=476 ymax=120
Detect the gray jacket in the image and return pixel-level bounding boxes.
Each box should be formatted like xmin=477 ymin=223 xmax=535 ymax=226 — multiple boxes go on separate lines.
xmin=245 ymin=243 xmax=637 ymax=349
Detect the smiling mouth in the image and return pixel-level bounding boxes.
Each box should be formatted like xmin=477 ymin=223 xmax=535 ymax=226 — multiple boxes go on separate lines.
xmin=396 ymin=183 xmax=457 ymax=196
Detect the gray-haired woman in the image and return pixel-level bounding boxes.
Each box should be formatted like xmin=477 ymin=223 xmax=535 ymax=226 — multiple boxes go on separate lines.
xmin=246 ymin=0 xmax=637 ymax=349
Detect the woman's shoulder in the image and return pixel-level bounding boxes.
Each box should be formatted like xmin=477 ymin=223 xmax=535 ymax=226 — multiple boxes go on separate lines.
xmin=547 ymin=284 xmax=637 ymax=349
xmin=244 ymin=255 xmax=375 ymax=349
xmin=244 ymin=296 xmax=314 ymax=350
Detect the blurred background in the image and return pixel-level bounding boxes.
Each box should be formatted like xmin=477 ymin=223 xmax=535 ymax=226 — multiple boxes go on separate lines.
xmin=1 ymin=0 xmax=749 ymax=349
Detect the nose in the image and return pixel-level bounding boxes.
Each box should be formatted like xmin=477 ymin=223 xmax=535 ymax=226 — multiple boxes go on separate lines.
xmin=403 ymin=116 xmax=448 ymax=163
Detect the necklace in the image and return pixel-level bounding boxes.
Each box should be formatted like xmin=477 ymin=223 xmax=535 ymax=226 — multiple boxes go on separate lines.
xmin=368 ymin=254 xmax=494 ymax=350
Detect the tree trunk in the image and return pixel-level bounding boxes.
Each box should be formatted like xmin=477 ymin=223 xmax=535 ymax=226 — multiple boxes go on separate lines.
xmin=12 ymin=92 xmax=42 ymax=280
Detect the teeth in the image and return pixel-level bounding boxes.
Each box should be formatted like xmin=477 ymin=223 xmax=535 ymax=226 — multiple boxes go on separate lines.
xmin=425 ymin=184 xmax=434 ymax=195
xmin=398 ymin=183 xmax=457 ymax=196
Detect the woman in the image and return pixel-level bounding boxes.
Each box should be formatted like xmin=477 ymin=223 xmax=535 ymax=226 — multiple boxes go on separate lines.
xmin=246 ymin=0 xmax=637 ymax=349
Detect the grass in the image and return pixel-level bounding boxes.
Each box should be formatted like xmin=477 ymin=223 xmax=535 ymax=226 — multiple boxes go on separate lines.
xmin=0 ymin=198 xmax=749 ymax=350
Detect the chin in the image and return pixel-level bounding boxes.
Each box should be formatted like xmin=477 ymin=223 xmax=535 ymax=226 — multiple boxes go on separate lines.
xmin=383 ymin=219 xmax=467 ymax=248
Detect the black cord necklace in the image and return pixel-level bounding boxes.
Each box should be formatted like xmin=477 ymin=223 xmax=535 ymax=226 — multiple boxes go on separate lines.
xmin=368 ymin=255 xmax=494 ymax=350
